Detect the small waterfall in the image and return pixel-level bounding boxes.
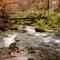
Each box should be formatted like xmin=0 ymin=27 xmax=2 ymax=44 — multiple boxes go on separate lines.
xmin=3 ymin=33 xmax=17 ymax=47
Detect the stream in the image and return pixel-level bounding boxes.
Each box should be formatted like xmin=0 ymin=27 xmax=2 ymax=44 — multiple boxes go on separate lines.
xmin=0 ymin=26 xmax=60 ymax=60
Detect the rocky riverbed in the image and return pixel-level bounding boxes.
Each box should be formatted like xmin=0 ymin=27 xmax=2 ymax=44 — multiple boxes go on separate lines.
xmin=0 ymin=26 xmax=60 ymax=60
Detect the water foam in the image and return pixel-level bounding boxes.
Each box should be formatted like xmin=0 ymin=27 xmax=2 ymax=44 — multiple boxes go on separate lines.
xmin=3 ymin=33 xmax=17 ymax=47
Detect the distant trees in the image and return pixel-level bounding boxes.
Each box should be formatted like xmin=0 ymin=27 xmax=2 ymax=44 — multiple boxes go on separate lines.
xmin=49 ymin=0 xmax=60 ymax=12
xmin=0 ymin=0 xmax=9 ymax=19
xmin=0 ymin=0 xmax=60 ymax=13
xmin=0 ymin=0 xmax=60 ymax=19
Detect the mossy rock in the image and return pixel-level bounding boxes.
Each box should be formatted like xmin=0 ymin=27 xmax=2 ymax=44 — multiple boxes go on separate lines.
xmin=26 ymin=47 xmax=35 ymax=54
xmin=8 ymin=43 xmax=18 ymax=50
xmin=26 ymin=47 xmax=33 ymax=51
xmin=16 ymin=30 xmax=27 ymax=33
xmin=10 ymin=27 xmax=18 ymax=30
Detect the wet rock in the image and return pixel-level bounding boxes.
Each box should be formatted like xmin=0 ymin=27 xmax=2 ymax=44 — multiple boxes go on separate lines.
xmin=0 ymin=19 xmax=8 ymax=26
xmin=16 ymin=25 xmax=25 ymax=30
xmin=0 ymin=19 xmax=10 ymax=31
xmin=35 ymin=28 xmax=46 ymax=32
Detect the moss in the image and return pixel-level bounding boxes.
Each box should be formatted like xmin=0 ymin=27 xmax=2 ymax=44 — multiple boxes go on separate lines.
xmin=26 ymin=47 xmax=35 ymax=54
xmin=16 ymin=30 xmax=27 ymax=33
xmin=26 ymin=47 xmax=33 ymax=51
xmin=8 ymin=43 xmax=18 ymax=50
xmin=3 ymin=11 xmax=60 ymax=31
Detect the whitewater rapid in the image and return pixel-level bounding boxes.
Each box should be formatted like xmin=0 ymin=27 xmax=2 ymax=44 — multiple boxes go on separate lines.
xmin=3 ymin=33 xmax=18 ymax=47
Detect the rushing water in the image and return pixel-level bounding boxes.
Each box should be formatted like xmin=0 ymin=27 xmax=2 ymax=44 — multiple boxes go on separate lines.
xmin=24 ymin=26 xmax=60 ymax=44
xmin=0 ymin=26 xmax=60 ymax=60
xmin=24 ymin=26 xmax=36 ymax=35
xmin=3 ymin=33 xmax=17 ymax=47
